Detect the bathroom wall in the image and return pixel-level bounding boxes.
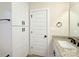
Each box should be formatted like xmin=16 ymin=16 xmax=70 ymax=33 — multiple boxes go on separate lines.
xmin=30 ymin=2 xmax=69 ymax=56
xmin=0 ymin=3 xmax=12 ymax=57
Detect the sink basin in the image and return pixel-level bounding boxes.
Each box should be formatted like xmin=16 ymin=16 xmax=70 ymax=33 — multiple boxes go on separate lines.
xmin=57 ymin=40 xmax=76 ymax=49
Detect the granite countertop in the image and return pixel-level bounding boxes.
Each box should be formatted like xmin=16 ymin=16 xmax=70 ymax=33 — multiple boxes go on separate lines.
xmin=52 ymin=36 xmax=78 ymax=57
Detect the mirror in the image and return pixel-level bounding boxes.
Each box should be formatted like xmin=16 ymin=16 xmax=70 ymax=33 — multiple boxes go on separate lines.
xmin=70 ymin=2 xmax=79 ymax=37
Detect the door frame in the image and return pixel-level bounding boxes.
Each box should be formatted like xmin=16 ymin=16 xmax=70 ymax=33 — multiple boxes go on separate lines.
xmin=29 ymin=8 xmax=50 ymax=56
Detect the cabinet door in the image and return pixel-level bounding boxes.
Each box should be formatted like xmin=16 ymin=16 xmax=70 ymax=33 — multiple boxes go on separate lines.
xmin=70 ymin=3 xmax=79 ymax=37
xmin=12 ymin=2 xmax=29 ymax=26
xmin=52 ymin=40 xmax=61 ymax=57
xmin=12 ymin=27 xmax=29 ymax=57
xmin=23 ymin=27 xmax=29 ymax=56
xmin=52 ymin=3 xmax=69 ymax=36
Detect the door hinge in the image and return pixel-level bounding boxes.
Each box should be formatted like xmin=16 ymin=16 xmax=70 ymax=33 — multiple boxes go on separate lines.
xmin=53 ymin=50 xmax=56 ymax=56
xmin=31 ymin=15 xmax=33 ymax=18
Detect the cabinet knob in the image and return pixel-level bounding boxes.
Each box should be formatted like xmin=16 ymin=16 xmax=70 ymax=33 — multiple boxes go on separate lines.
xmin=31 ymin=31 xmax=33 ymax=33
xmin=53 ymin=50 xmax=56 ymax=56
xmin=22 ymin=20 xmax=25 ymax=25
xmin=31 ymin=46 xmax=33 ymax=49
xmin=22 ymin=28 xmax=25 ymax=32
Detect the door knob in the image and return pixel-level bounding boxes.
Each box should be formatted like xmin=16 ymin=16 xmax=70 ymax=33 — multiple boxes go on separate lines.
xmin=44 ymin=35 xmax=47 ymax=38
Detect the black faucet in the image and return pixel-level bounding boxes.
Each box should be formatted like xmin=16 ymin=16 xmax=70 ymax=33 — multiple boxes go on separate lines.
xmin=68 ymin=37 xmax=76 ymax=44
xmin=77 ymin=43 xmax=79 ymax=47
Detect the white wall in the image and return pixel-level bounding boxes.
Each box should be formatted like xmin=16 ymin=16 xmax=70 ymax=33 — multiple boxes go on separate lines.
xmin=30 ymin=2 xmax=69 ymax=56
xmin=0 ymin=3 xmax=11 ymax=19
xmin=0 ymin=2 xmax=12 ymax=57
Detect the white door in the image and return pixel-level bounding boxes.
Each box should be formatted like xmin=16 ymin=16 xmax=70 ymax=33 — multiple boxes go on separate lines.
xmin=12 ymin=27 xmax=29 ymax=57
xmin=30 ymin=9 xmax=48 ymax=56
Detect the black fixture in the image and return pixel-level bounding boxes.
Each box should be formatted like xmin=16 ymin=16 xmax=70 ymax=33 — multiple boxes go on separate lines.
xmin=68 ymin=37 xmax=76 ymax=44
xmin=71 ymin=39 xmax=73 ymax=42
xmin=5 ymin=54 xmax=10 ymax=57
xmin=0 ymin=19 xmax=10 ymax=21
xmin=53 ymin=50 xmax=56 ymax=56
xmin=71 ymin=39 xmax=76 ymax=44
xmin=44 ymin=35 xmax=47 ymax=38
xmin=77 ymin=43 xmax=79 ymax=47
xmin=73 ymin=40 xmax=76 ymax=44
xmin=68 ymin=37 xmax=74 ymax=40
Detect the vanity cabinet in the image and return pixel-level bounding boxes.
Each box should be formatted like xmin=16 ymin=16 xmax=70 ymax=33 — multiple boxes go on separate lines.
xmin=53 ymin=47 xmax=61 ymax=57
xmin=52 ymin=39 xmax=61 ymax=57
xmin=70 ymin=3 xmax=79 ymax=37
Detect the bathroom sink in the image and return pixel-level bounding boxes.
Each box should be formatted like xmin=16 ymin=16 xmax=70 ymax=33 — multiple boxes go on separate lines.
xmin=57 ymin=40 xmax=76 ymax=49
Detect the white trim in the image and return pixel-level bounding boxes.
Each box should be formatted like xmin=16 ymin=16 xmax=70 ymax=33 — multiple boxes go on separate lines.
xmin=46 ymin=8 xmax=50 ymax=57
xmin=30 ymin=8 xmax=49 ymax=12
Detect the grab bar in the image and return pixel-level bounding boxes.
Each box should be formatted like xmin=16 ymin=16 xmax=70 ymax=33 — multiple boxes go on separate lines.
xmin=0 ymin=19 xmax=10 ymax=21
